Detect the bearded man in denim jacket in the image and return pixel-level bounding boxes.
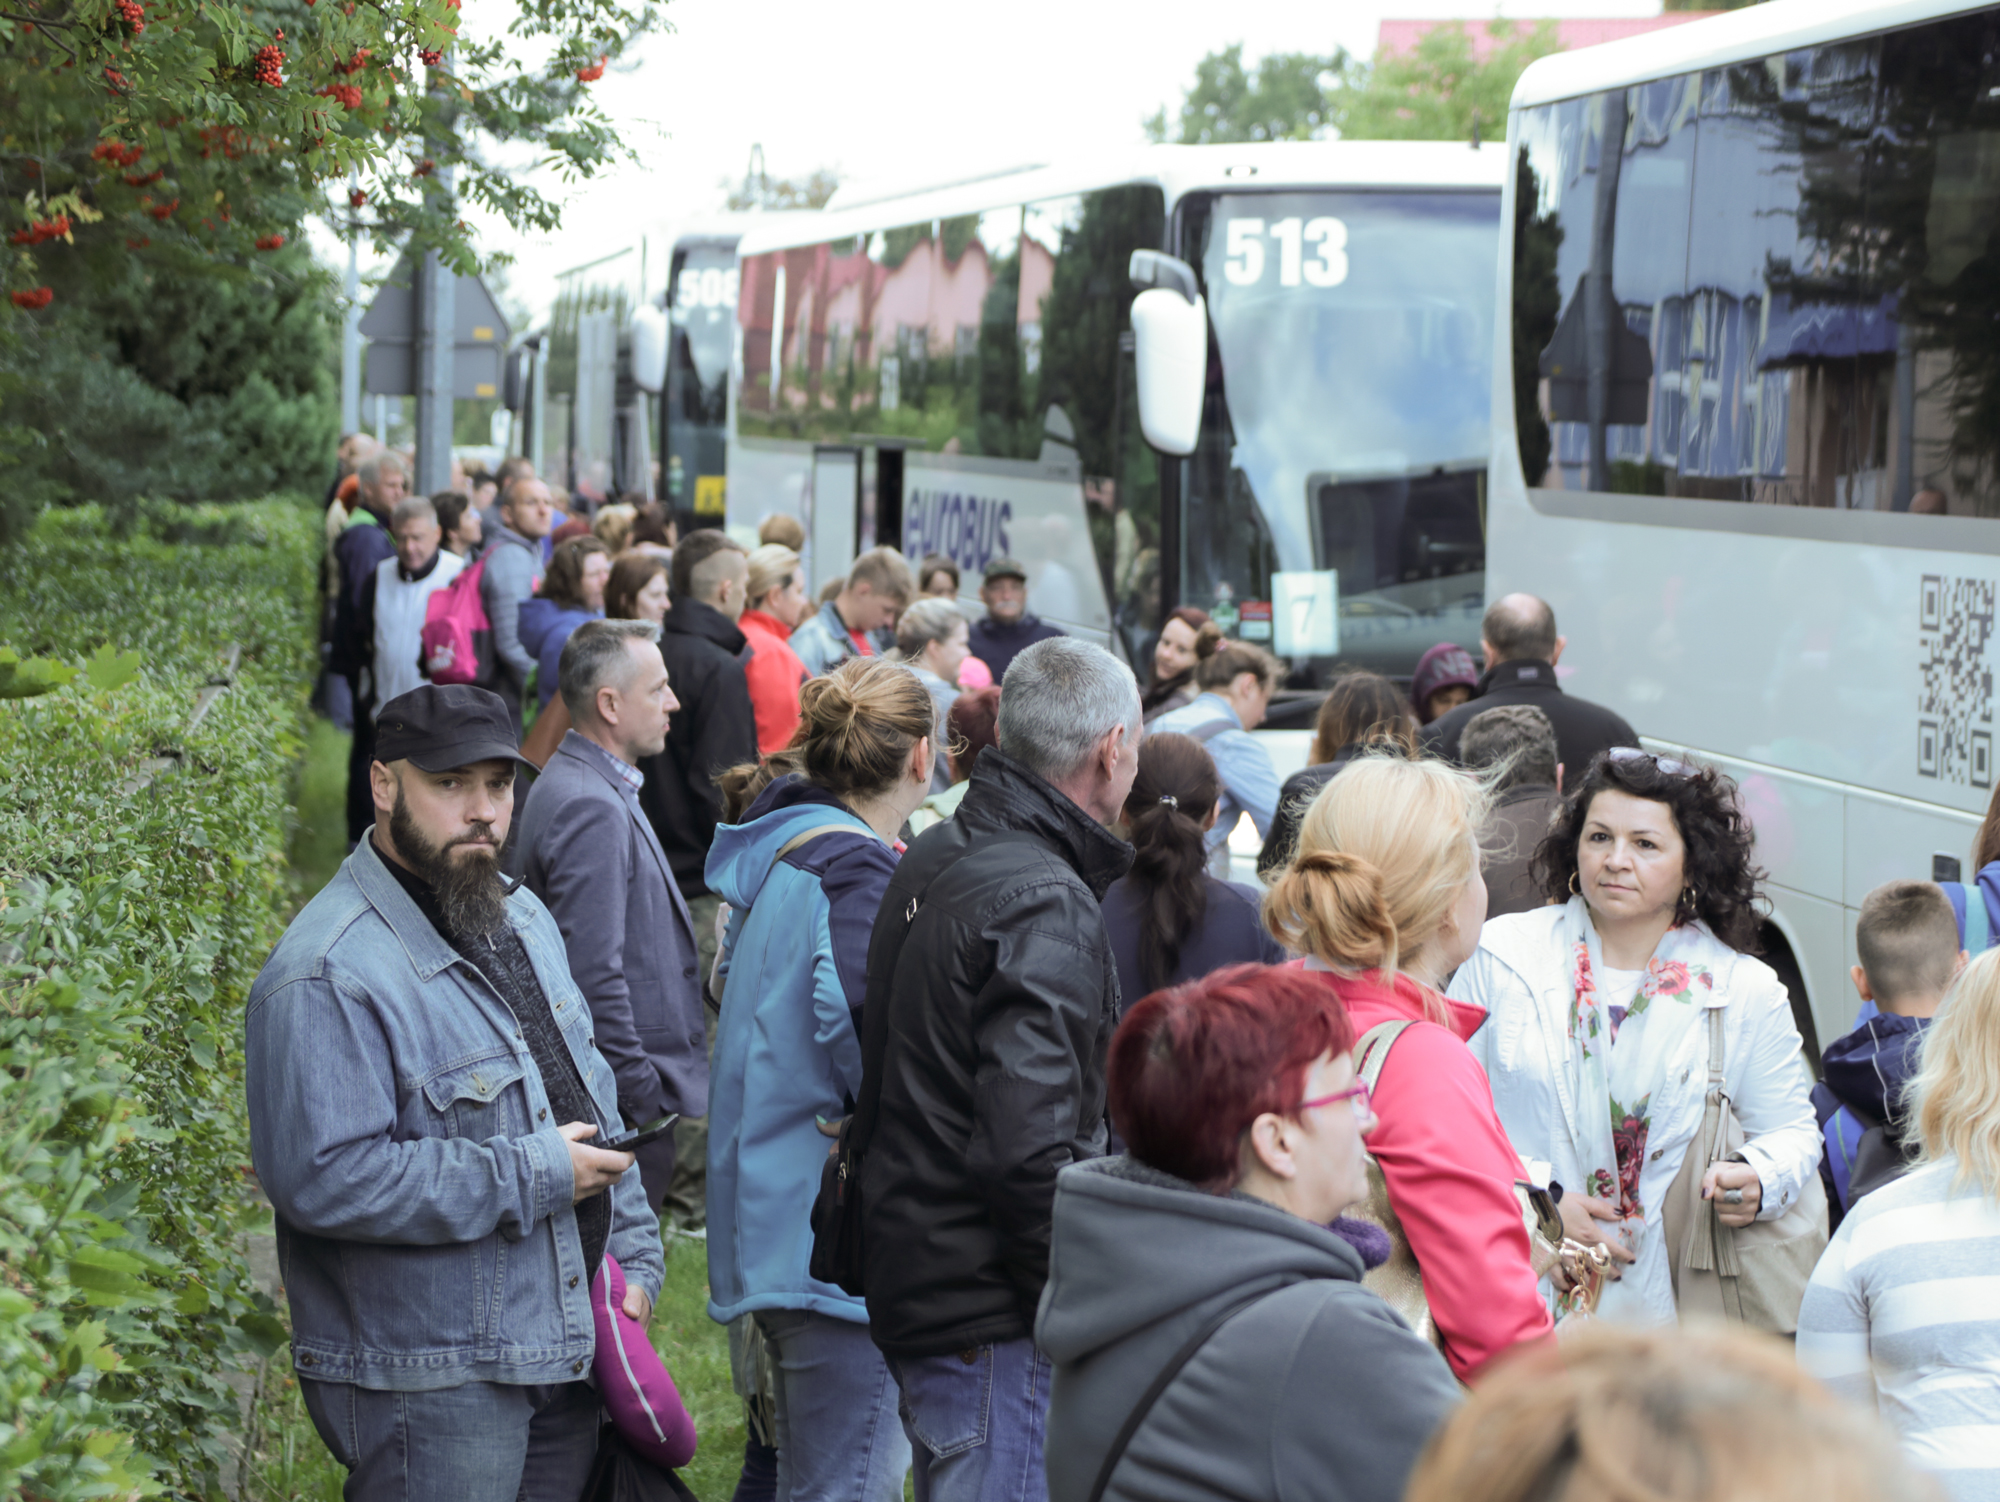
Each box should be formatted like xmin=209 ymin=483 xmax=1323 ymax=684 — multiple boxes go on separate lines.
xmin=245 ymin=684 xmax=664 ymax=1501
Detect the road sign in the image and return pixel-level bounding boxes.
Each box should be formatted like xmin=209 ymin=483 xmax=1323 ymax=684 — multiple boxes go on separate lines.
xmin=359 ymin=250 xmax=511 ymax=399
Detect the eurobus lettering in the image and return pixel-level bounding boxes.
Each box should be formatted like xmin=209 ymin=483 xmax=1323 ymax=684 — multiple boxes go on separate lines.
xmin=903 ymin=490 xmax=1013 ymax=573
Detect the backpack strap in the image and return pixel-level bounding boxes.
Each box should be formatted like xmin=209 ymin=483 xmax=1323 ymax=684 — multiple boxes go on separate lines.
xmin=1085 ymin=1282 xmax=1284 ymax=1502
xmin=776 ymin=823 xmax=872 ymax=861
xmin=1355 ymin=1020 xmax=1417 ymax=1093
xmin=1968 ymin=882 xmax=1991 ymax=953
xmin=1184 ymin=715 xmax=1235 ymax=745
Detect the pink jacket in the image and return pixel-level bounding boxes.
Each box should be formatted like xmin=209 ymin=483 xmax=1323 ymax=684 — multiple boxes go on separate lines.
xmin=1300 ymin=962 xmax=1556 ymax=1382
xmin=739 ymin=609 xmax=809 ymax=756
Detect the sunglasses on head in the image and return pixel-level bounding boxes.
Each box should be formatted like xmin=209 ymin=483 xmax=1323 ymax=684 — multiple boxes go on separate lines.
xmin=1608 ymin=745 xmax=1693 ymax=778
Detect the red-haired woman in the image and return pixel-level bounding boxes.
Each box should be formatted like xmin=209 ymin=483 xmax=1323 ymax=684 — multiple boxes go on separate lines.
xmin=1037 ymin=964 xmax=1460 ymax=1502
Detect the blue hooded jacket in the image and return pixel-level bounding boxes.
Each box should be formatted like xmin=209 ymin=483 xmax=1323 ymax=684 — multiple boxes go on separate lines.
xmin=702 ymin=775 xmax=899 ymax=1325
xmin=1941 ymin=860 xmax=2000 ymax=951
xmin=1811 ymin=1011 xmax=1930 ymax=1226
xmin=517 ymin=596 xmax=599 ymax=709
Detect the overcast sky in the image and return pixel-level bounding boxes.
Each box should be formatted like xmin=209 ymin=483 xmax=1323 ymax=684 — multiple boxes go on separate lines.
xmin=321 ymin=0 xmax=1667 ymax=330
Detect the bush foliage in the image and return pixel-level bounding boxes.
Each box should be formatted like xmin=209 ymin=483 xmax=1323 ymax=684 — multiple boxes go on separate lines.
xmin=0 ymin=498 xmax=318 ymax=1497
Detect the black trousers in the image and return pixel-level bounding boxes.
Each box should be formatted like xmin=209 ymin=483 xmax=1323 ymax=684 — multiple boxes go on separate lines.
xmin=344 ymin=686 xmax=377 ymax=846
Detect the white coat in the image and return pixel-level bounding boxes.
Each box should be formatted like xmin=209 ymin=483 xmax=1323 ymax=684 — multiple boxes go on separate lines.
xmin=1451 ymin=906 xmax=1821 ymax=1324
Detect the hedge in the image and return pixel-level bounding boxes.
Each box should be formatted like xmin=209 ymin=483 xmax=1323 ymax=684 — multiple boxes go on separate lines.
xmin=0 ymin=499 xmax=320 ymax=1498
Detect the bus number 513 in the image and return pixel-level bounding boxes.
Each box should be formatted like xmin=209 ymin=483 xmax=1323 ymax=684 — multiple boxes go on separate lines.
xmin=1223 ymin=216 xmax=1348 ymax=289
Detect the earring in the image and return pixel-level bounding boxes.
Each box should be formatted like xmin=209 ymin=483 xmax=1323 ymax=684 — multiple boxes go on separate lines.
xmin=1680 ymin=884 xmax=1700 ymax=916
xmin=1568 ymin=871 xmax=1580 ymax=896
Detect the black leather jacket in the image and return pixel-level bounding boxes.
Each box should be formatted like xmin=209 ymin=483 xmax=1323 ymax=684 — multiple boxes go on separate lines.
xmin=857 ymin=749 xmax=1134 ymax=1358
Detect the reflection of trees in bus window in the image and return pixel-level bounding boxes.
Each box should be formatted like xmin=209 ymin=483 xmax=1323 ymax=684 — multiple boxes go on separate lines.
xmin=1874 ymin=12 xmax=2000 ymax=517
xmin=1516 ymin=15 xmax=2000 ymax=521
xmin=731 ymin=186 xmax=1166 ymax=634
xmin=1513 ymin=147 xmax=1563 ymax=485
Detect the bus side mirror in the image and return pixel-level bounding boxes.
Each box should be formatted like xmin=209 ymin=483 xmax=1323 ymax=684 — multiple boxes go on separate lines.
xmin=1128 ymin=251 xmax=1206 ymax=457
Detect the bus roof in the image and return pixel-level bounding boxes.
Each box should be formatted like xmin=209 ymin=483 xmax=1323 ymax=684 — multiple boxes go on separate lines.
xmin=668 ymin=209 xmax=818 ymax=251
xmin=1511 ymin=0 xmax=1994 ymax=109
xmin=735 ymin=141 xmax=1506 ymax=258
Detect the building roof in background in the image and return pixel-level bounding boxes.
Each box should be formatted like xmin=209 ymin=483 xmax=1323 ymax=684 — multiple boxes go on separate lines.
xmin=1376 ymin=15 xmax=1724 ymax=63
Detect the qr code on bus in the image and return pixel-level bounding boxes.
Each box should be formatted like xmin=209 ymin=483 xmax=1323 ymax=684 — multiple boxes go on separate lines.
xmin=1919 ymin=574 xmax=1995 ymax=788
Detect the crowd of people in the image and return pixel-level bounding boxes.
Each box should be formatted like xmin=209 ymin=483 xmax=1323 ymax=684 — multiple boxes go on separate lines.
xmin=252 ymin=431 xmax=2000 ymax=1502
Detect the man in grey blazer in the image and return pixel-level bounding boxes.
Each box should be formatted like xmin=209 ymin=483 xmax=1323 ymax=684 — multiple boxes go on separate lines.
xmin=509 ymin=619 xmax=708 ymax=1213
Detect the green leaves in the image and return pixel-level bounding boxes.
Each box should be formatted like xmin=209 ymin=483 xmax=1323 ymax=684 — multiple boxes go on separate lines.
xmin=0 ymin=643 xmax=142 ymax=698
xmin=0 ymin=499 xmax=318 ymax=1499
xmin=0 ymin=647 xmax=79 ymax=699
xmin=83 ymin=643 xmax=141 ymax=693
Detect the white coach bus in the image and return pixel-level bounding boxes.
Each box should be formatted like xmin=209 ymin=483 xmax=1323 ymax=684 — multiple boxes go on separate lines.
xmin=726 ymin=143 xmax=1507 ymax=694
xmin=1491 ymin=0 xmax=2000 ymax=1053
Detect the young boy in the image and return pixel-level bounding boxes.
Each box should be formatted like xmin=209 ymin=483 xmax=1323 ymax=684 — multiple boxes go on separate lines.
xmin=1814 ymin=880 xmax=1967 ymax=1230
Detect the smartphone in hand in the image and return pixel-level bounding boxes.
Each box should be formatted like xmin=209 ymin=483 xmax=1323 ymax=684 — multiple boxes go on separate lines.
xmin=599 ymin=1113 xmax=680 ymax=1154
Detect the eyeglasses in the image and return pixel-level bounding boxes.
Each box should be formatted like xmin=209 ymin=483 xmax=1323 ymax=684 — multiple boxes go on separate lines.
xmin=1608 ymin=745 xmax=1693 ymax=778
xmin=1299 ymin=1079 xmax=1373 ymax=1119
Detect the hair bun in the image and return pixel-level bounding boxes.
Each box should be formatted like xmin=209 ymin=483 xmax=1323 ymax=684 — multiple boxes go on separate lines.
xmin=1193 ymin=621 xmax=1226 ymax=658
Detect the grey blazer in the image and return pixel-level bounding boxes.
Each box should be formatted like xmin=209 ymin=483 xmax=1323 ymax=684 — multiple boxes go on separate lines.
xmin=510 ymin=731 xmax=709 ymax=1121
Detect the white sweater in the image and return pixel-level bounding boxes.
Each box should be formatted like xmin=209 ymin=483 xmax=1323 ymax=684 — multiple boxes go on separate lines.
xmin=1798 ymin=1157 xmax=2000 ymax=1501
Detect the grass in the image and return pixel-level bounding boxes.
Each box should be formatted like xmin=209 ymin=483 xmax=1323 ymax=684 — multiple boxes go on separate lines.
xmin=287 ymin=714 xmax=351 ymax=907
xmin=239 ymin=1235 xmax=743 ymax=1499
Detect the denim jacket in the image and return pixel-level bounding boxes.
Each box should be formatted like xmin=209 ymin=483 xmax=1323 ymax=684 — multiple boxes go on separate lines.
xmin=244 ymin=835 xmax=665 ymax=1391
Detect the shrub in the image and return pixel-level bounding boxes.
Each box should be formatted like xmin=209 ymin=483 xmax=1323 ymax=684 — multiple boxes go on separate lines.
xmin=0 ymin=499 xmax=319 ymax=1497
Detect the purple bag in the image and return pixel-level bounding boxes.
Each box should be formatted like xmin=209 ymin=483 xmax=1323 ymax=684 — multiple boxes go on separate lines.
xmin=591 ymin=1255 xmax=697 ymax=1470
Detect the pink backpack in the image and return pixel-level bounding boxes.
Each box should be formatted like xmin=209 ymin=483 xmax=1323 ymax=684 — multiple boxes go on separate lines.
xmin=421 ymin=557 xmax=493 ymax=686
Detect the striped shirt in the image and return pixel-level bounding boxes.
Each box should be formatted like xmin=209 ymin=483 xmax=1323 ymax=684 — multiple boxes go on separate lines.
xmin=1797 ymin=1157 xmax=2000 ymax=1501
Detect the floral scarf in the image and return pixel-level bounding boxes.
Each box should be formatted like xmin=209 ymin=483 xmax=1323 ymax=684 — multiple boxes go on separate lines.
xmin=1556 ymin=895 xmax=1718 ymax=1225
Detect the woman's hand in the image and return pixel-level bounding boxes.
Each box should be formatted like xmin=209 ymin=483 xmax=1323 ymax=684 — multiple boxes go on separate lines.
xmin=1701 ymin=1159 xmax=1763 ymax=1228
xmin=1558 ymin=1191 xmax=1636 ymax=1277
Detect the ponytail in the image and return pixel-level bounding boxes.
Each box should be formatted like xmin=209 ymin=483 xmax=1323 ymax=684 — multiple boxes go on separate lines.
xmin=1123 ymin=733 xmax=1223 ymax=993
xmin=1263 ymin=849 xmax=1401 ymax=977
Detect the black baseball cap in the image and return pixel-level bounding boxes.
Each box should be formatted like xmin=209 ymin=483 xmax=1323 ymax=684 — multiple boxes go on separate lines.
xmin=374 ymin=684 xmax=535 ymax=772
xmin=982 ymin=557 xmax=1028 ymax=584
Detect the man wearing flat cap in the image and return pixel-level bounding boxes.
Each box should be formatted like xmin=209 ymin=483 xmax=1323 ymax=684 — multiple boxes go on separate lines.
xmin=244 ymin=682 xmax=664 ymax=1499
xmin=967 ymin=556 xmax=1064 ymax=685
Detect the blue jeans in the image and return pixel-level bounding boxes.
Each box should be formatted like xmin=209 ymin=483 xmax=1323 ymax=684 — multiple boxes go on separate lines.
xmin=754 ymin=1308 xmax=910 ymax=1502
xmin=300 ymin=1377 xmax=600 ymax=1502
xmin=887 ymin=1340 xmax=1051 ymax=1502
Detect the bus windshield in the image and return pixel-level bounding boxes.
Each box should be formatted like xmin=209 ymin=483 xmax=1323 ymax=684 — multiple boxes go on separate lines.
xmin=1182 ymin=190 xmax=1499 ymax=679
xmin=665 ymin=242 xmax=738 ymax=525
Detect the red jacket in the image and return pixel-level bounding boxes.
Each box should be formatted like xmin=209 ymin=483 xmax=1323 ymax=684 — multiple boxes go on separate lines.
xmin=739 ymin=609 xmax=809 ymax=755
xmin=1300 ymin=962 xmax=1555 ymax=1382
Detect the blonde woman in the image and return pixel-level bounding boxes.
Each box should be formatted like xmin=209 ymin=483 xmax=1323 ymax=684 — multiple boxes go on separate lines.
xmin=1800 ymin=946 xmax=2000 ymax=1499
xmin=592 ymin=501 xmax=639 ymax=556
xmin=1411 ymin=1324 xmax=1933 ymax=1502
xmin=1263 ymin=755 xmax=1555 ymax=1383
xmin=740 ymin=544 xmax=812 ymax=754
xmin=706 ymin=658 xmax=935 ymax=1502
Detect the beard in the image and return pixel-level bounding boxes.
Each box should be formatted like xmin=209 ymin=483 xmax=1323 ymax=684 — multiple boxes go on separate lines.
xmin=390 ymin=790 xmax=511 ymax=939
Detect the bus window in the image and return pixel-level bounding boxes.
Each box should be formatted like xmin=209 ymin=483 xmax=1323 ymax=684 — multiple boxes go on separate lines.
xmin=666 ymin=243 xmax=737 ymax=526
xmin=736 ymin=187 xmax=1164 ymax=644
xmin=1515 ymin=13 xmax=2000 ymax=522
xmin=1182 ymin=188 xmax=1499 ymax=681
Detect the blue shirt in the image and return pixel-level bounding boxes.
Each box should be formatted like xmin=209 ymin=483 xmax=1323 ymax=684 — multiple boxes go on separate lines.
xmin=1148 ymin=693 xmax=1282 ymax=854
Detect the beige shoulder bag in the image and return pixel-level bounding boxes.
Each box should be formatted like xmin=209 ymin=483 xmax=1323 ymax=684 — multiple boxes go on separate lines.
xmin=1661 ymin=1007 xmax=1828 ymax=1333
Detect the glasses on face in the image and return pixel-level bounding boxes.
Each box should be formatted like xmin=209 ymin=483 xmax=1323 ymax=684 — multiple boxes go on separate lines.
xmin=1608 ymin=745 xmax=1693 ymax=778
xmin=1299 ymin=1079 xmax=1373 ymax=1120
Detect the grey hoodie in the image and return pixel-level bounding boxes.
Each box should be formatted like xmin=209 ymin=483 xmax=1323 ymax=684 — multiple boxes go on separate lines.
xmin=1036 ymin=1156 xmax=1459 ymax=1502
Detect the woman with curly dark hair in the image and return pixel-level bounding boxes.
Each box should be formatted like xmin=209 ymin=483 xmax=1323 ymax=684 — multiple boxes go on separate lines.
xmin=1450 ymin=748 xmax=1821 ymax=1327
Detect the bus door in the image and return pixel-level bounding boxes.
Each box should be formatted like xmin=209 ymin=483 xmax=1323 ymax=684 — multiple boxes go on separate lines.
xmin=808 ymin=445 xmax=861 ymax=596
